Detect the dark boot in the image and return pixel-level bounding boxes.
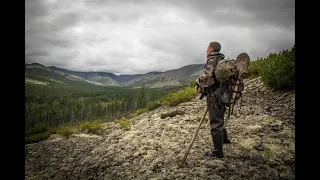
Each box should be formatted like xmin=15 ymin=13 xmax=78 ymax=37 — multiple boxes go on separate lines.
xmin=206 ymin=132 xmax=224 ymax=158
xmin=223 ymin=128 xmax=231 ymax=143
xmin=206 ymin=149 xmax=224 ymax=158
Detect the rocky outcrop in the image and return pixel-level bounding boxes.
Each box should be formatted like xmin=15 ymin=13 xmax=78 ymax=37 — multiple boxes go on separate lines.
xmin=25 ymin=77 xmax=295 ymax=180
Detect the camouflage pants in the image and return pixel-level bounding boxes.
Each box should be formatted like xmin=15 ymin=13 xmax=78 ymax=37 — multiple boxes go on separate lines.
xmin=206 ymin=90 xmax=226 ymax=151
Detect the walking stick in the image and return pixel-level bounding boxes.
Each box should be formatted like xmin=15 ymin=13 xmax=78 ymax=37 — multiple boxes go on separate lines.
xmin=180 ymin=107 xmax=208 ymax=168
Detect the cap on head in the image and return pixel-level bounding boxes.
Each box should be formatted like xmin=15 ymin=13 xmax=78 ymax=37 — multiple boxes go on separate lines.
xmin=209 ymin=42 xmax=221 ymax=52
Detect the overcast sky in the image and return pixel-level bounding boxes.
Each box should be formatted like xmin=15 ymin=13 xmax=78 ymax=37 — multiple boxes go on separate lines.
xmin=25 ymin=0 xmax=295 ymax=75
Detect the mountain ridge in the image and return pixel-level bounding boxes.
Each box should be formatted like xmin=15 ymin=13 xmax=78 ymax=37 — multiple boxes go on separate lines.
xmin=26 ymin=62 xmax=205 ymax=77
xmin=25 ymin=62 xmax=205 ymax=88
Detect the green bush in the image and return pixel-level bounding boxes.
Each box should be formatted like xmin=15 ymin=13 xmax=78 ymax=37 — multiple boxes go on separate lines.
xmin=76 ymin=121 xmax=104 ymax=135
xmin=161 ymin=87 xmax=197 ymax=106
xmin=115 ymin=117 xmax=131 ymax=130
xmin=25 ymin=123 xmax=48 ymax=137
xmin=47 ymin=127 xmax=57 ymax=134
xmin=25 ymin=132 xmax=51 ymax=144
xmin=189 ymin=79 xmax=197 ymax=88
xmin=248 ymin=58 xmax=263 ymax=77
xmin=146 ymin=101 xmax=161 ymax=111
xmin=56 ymin=126 xmax=73 ymax=138
xmin=258 ymin=46 xmax=295 ymax=89
xmin=129 ymin=108 xmax=147 ymax=118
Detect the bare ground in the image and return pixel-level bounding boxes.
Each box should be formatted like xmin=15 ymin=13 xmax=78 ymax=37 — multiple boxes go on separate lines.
xmin=25 ymin=77 xmax=295 ymax=180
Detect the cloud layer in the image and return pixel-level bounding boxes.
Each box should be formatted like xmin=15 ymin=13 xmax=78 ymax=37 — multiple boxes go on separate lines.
xmin=25 ymin=0 xmax=295 ymax=74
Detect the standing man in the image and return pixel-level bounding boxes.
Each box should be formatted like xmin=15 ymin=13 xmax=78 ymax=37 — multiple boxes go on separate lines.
xmin=196 ymin=42 xmax=231 ymax=158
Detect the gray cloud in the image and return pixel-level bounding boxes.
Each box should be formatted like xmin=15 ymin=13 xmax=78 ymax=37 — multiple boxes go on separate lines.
xmin=25 ymin=49 xmax=50 ymax=57
xmin=25 ymin=0 xmax=295 ymax=74
xmin=176 ymin=0 xmax=295 ymax=29
xmin=25 ymin=0 xmax=50 ymax=19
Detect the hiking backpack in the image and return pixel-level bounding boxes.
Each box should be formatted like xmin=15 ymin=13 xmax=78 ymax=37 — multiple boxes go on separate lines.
xmin=214 ymin=59 xmax=243 ymax=105
xmin=196 ymin=58 xmax=244 ymax=106
xmin=197 ymin=58 xmax=241 ymax=88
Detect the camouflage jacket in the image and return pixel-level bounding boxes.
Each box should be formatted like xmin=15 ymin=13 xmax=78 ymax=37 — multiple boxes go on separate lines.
xmin=196 ymin=52 xmax=225 ymax=92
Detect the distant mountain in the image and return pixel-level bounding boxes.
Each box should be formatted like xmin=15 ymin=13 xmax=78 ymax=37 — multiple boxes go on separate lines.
xmin=25 ymin=62 xmax=205 ymax=88
xmin=160 ymin=64 xmax=205 ymax=78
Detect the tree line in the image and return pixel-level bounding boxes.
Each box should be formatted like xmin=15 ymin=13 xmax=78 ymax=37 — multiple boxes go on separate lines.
xmin=25 ymin=86 xmax=185 ymax=133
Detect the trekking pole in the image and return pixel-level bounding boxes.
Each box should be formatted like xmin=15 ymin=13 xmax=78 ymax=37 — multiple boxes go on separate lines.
xmin=239 ymin=95 xmax=243 ymax=115
xmin=180 ymin=107 xmax=208 ymax=168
